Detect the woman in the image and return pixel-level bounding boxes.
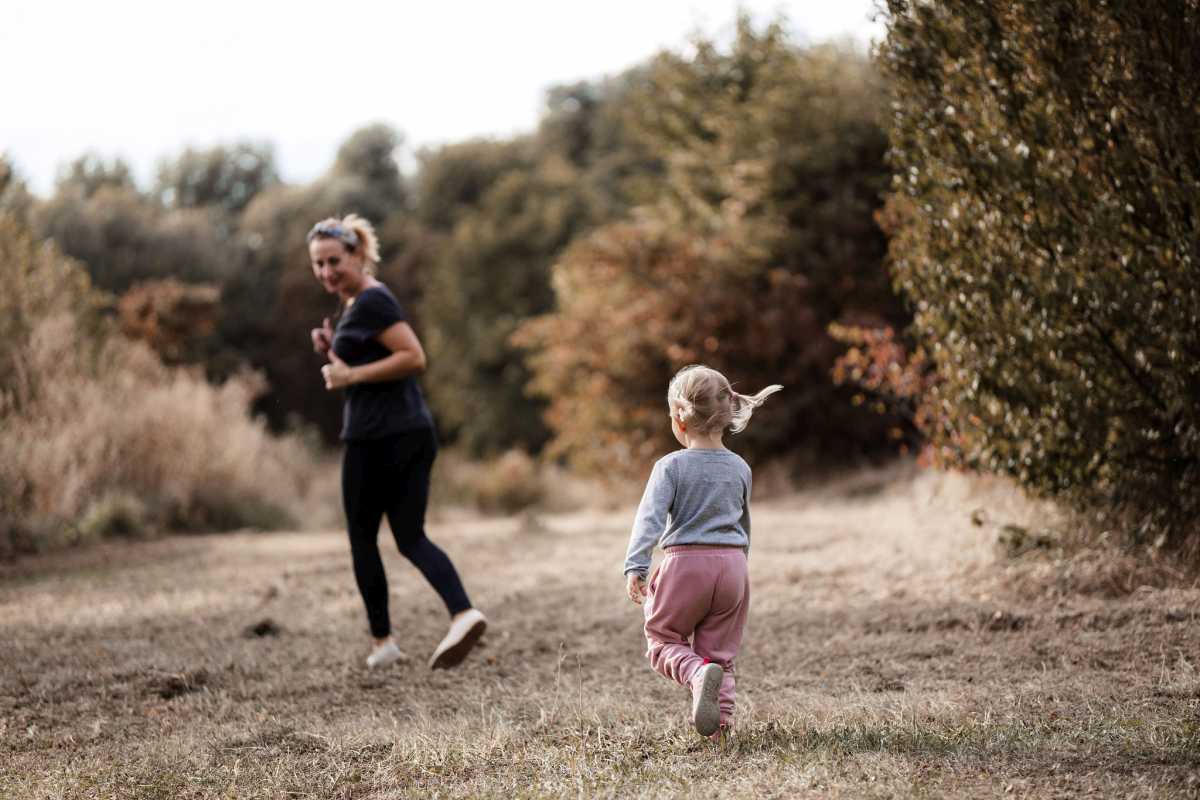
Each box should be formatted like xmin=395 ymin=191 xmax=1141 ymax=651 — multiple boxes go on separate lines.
xmin=308 ymin=213 xmax=486 ymax=670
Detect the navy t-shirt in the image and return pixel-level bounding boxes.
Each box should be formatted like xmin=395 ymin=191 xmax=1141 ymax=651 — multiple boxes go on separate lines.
xmin=331 ymin=284 xmax=434 ymax=441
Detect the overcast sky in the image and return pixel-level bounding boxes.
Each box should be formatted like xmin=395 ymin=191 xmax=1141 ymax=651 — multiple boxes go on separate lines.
xmin=3 ymin=0 xmax=883 ymax=196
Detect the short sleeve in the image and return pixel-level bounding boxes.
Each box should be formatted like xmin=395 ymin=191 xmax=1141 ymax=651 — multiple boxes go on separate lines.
xmin=354 ymin=287 xmax=407 ymax=335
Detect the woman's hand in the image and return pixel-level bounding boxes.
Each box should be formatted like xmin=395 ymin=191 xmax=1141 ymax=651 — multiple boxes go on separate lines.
xmin=311 ymin=317 xmax=333 ymax=355
xmin=626 ymin=573 xmax=646 ymax=605
xmin=322 ymin=352 xmax=355 ymax=390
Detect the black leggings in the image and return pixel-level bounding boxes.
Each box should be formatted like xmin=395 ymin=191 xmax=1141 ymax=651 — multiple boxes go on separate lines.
xmin=342 ymin=427 xmax=471 ymax=638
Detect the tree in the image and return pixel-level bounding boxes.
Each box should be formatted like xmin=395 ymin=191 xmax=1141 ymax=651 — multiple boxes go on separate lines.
xmin=880 ymin=0 xmax=1200 ymax=547
xmin=412 ymin=74 xmax=664 ymax=456
xmin=154 ymin=142 xmax=279 ymax=216
xmin=0 ymin=156 xmax=33 ymax=223
xmin=419 ymin=145 xmax=587 ymax=454
xmin=34 ymin=183 xmax=232 ymax=294
xmin=516 ymin=20 xmax=903 ymax=473
xmin=53 ymin=153 xmax=135 ymax=199
xmin=537 ymin=72 xmax=664 ymax=222
xmin=328 ymin=123 xmax=408 ymax=222
xmin=414 ymin=139 xmax=529 ymax=232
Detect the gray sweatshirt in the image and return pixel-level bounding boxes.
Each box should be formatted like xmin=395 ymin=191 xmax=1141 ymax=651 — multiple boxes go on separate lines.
xmin=623 ymin=448 xmax=752 ymax=578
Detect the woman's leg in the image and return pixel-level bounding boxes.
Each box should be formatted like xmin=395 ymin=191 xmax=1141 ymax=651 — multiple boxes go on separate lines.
xmin=342 ymin=441 xmax=392 ymax=638
xmin=382 ymin=428 xmax=472 ymax=616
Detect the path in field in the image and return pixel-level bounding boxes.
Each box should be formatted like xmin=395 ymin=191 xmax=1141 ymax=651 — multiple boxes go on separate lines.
xmin=2 ymin=467 xmax=1198 ymax=798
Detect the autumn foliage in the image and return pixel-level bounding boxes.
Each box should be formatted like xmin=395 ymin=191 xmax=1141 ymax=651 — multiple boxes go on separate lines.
xmin=514 ymin=23 xmax=906 ymax=474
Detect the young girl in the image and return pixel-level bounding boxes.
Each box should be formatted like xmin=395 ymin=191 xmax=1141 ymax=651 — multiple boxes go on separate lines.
xmin=624 ymin=365 xmax=781 ymax=739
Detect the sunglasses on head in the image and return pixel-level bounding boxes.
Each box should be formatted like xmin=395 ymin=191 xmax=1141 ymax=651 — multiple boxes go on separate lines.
xmin=307 ymin=221 xmax=360 ymax=248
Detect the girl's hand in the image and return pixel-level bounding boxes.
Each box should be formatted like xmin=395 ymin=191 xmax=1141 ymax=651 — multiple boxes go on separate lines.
xmin=311 ymin=317 xmax=333 ymax=355
xmin=322 ymin=352 xmax=355 ymax=390
xmin=626 ymin=573 xmax=646 ymax=605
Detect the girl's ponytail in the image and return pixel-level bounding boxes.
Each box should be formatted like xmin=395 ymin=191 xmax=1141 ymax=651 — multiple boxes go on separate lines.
xmin=668 ymin=364 xmax=782 ymax=435
xmin=729 ymin=384 xmax=783 ymax=433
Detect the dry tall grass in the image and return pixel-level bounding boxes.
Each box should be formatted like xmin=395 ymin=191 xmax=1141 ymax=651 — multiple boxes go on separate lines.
xmin=0 ymin=217 xmax=335 ymax=554
xmin=1 ymin=317 xmax=335 ymax=553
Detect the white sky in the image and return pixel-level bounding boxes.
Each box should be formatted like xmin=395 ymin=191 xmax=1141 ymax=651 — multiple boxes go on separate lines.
xmin=3 ymin=0 xmax=883 ymax=196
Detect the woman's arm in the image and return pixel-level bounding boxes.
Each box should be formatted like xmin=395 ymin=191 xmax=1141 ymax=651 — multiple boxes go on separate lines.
xmin=322 ymin=322 xmax=427 ymax=389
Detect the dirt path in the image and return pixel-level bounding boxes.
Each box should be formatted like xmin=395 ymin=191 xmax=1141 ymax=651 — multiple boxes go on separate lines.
xmin=2 ymin=468 xmax=1198 ymax=798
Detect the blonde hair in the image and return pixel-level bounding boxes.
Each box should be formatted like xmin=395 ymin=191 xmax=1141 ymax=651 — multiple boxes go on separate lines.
xmin=667 ymin=365 xmax=782 ymax=434
xmin=307 ymin=213 xmax=381 ymax=276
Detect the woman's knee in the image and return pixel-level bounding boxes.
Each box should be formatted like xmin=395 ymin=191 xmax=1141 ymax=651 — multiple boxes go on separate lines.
xmin=395 ymin=532 xmax=432 ymax=560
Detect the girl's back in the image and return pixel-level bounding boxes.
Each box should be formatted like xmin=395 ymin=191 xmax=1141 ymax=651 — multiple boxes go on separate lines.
xmin=624 ymin=449 xmax=751 ymax=578
xmin=663 ymin=448 xmax=751 ymax=538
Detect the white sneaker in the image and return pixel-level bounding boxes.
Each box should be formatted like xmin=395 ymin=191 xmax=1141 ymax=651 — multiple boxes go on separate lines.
xmin=428 ymin=608 xmax=487 ymax=670
xmin=691 ymin=662 xmax=723 ymax=737
xmin=366 ymin=641 xmax=409 ymax=669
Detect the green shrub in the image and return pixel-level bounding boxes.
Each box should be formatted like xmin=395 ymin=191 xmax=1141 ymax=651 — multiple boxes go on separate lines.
xmin=880 ymin=0 xmax=1200 ymax=547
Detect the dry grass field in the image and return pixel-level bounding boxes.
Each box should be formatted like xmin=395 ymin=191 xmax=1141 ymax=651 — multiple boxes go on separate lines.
xmin=2 ymin=466 xmax=1199 ymax=798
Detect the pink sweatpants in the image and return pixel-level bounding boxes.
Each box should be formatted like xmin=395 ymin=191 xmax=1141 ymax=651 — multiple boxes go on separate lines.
xmin=643 ymin=545 xmax=749 ymax=726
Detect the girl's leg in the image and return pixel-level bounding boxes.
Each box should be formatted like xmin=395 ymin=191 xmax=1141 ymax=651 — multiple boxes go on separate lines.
xmin=382 ymin=428 xmax=472 ymax=616
xmin=691 ymin=551 xmax=750 ymax=727
xmin=342 ymin=442 xmax=391 ymax=638
xmin=642 ymin=553 xmax=716 ymax=691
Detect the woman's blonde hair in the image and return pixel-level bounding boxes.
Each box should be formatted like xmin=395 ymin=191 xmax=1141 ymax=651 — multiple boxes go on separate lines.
xmin=307 ymin=213 xmax=381 ymax=275
xmin=667 ymin=365 xmax=782 ymax=434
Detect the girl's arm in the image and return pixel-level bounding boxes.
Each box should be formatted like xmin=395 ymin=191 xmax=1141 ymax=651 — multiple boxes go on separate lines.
xmin=623 ymin=459 xmax=675 ymax=579
xmin=740 ymin=470 xmax=752 ymax=558
xmin=322 ymin=322 xmax=426 ymax=389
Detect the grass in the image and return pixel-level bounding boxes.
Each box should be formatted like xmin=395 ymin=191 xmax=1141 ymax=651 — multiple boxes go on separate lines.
xmin=2 ymin=466 xmax=1199 ymax=798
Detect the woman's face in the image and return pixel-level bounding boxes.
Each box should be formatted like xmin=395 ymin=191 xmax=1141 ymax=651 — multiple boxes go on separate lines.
xmin=310 ymin=237 xmax=365 ymax=298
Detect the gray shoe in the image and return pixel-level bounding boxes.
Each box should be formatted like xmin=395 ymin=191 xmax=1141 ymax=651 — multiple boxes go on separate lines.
xmin=428 ymin=609 xmax=487 ymax=670
xmin=691 ymin=662 xmax=723 ymax=737
xmin=366 ymin=641 xmax=409 ymax=669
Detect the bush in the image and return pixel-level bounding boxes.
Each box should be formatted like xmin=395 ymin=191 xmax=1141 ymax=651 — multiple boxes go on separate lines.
xmin=428 ymin=449 xmax=547 ymax=515
xmin=880 ymin=0 xmax=1200 ymax=547
xmin=0 ymin=216 xmax=316 ymax=555
xmin=470 ymin=450 xmax=546 ymax=515
xmin=117 ymin=278 xmax=220 ymax=365
xmin=829 ymin=321 xmax=947 ymax=464
xmin=79 ymin=493 xmax=150 ymax=540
